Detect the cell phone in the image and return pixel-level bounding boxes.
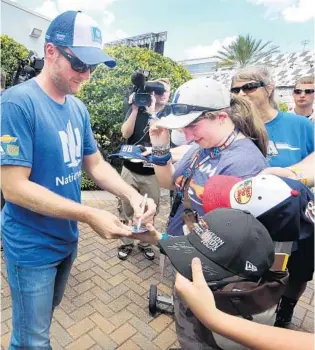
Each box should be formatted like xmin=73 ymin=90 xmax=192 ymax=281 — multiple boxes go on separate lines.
xmin=130 ymin=225 xmax=148 ymax=233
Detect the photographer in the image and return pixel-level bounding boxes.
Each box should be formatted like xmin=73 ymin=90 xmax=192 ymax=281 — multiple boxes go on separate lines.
xmin=118 ymin=78 xmax=171 ymax=261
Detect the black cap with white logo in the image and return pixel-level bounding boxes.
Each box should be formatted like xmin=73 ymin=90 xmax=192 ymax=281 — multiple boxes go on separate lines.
xmin=159 ymin=208 xmax=275 ymax=283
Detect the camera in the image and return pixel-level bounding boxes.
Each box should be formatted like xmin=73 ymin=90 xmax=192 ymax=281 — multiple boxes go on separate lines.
xmin=131 ymin=69 xmax=166 ymax=108
xmin=11 ymin=51 xmax=44 ymax=86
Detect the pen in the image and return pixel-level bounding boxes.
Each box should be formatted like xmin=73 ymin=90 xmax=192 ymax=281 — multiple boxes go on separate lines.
xmin=137 ymin=193 xmax=148 ymax=231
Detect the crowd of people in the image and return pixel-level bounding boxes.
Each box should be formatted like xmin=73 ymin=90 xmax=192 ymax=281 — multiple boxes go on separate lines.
xmin=1 ymin=9 xmax=314 ymax=350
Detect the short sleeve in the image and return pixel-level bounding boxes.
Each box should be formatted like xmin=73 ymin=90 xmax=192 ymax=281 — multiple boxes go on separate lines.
xmin=303 ymin=118 xmax=314 ymax=156
xmin=123 ymin=108 xmax=132 ymax=122
xmin=83 ymin=110 xmax=97 ymax=156
xmin=1 ymin=102 xmax=33 ymax=167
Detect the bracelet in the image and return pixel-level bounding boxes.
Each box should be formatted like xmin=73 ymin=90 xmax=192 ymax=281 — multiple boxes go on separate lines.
xmin=287 ymin=167 xmax=308 ymax=186
xmin=151 ymin=153 xmax=172 ymax=166
xmin=152 ymin=144 xmax=170 ymax=157
xmin=161 ymin=232 xmax=168 ymax=240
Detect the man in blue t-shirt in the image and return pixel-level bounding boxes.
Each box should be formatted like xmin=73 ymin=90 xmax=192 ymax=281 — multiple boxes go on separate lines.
xmin=1 ymin=11 xmax=156 ymax=349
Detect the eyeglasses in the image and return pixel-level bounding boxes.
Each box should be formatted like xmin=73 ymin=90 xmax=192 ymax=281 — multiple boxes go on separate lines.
xmin=293 ymin=89 xmax=315 ymax=95
xmin=230 ymin=81 xmax=266 ymax=94
xmin=56 ymin=47 xmax=98 ymax=73
xmin=169 ymin=103 xmax=224 ymax=116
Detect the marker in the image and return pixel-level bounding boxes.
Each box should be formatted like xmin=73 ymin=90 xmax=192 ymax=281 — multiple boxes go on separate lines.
xmin=137 ymin=193 xmax=148 ymax=231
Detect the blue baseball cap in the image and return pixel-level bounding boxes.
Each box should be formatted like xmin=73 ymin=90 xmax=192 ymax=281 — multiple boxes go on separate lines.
xmin=45 ymin=10 xmax=116 ymax=67
xmin=108 ymin=145 xmax=152 ymax=163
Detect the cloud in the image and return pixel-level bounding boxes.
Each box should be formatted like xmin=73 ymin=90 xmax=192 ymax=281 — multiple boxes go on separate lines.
xmin=103 ymin=10 xmax=115 ymax=26
xmin=184 ymin=36 xmax=237 ymax=59
xmin=57 ymin=0 xmax=117 ymax=12
xmin=282 ymin=0 xmax=314 ymax=22
xmin=248 ymin=0 xmax=314 ymax=22
xmin=34 ymin=0 xmax=59 ymax=19
xmin=33 ymin=0 xmax=128 ymax=44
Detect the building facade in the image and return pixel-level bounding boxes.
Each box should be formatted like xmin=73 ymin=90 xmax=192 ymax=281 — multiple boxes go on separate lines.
xmin=1 ymin=0 xmax=51 ymax=57
xmin=178 ymin=51 xmax=314 ymax=107
xmin=177 ymin=57 xmax=218 ymax=77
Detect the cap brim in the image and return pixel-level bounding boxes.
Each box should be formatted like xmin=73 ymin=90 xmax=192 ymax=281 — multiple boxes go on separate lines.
xmin=108 ymin=153 xmax=147 ymax=161
xmin=158 ymin=235 xmax=234 ymax=282
xmin=70 ymin=46 xmax=116 ymax=67
xmin=154 ymin=112 xmax=202 ymax=130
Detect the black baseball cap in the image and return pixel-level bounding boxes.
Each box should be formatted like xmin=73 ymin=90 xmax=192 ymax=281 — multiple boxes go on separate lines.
xmin=159 ymin=208 xmax=275 ymax=283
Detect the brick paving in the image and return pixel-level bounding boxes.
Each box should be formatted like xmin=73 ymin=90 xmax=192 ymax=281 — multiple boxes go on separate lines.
xmin=1 ymin=190 xmax=314 ymax=349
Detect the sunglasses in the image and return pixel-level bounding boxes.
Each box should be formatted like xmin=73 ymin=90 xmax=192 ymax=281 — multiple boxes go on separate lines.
xmin=293 ymin=89 xmax=315 ymax=95
xmin=56 ymin=47 xmax=98 ymax=73
xmin=230 ymin=81 xmax=266 ymax=94
xmin=169 ymin=103 xmax=224 ymax=116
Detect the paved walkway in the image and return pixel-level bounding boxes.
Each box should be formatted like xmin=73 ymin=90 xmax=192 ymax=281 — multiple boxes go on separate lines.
xmin=1 ymin=191 xmax=314 ymax=349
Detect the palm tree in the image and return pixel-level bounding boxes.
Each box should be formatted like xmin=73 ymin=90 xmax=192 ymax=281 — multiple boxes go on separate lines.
xmin=214 ymin=35 xmax=280 ymax=69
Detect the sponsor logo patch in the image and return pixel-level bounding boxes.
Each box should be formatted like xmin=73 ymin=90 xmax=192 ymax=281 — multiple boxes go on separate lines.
xmin=6 ymin=144 xmax=19 ymax=156
xmin=234 ymin=180 xmax=252 ymax=204
xmin=0 ymin=135 xmax=17 ymax=143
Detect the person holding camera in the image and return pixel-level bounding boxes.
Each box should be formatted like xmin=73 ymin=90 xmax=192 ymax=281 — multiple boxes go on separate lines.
xmin=118 ymin=78 xmax=171 ymax=261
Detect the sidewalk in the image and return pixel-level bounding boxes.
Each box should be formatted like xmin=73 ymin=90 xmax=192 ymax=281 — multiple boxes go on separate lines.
xmin=1 ymin=191 xmax=314 ymax=349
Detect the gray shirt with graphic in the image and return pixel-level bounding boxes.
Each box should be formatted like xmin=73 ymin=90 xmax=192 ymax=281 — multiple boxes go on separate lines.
xmin=168 ymin=138 xmax=268 ymax=236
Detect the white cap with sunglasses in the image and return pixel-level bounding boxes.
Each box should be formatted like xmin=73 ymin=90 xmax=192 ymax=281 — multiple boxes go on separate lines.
xmin=154 ymin=78 xmax=231 ymax=130
xmin=45 ymin=10 xmax=116 ymax=68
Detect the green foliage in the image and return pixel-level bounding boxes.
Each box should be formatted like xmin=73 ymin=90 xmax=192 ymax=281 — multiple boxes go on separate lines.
xmin=77 ymin=45 xmax=192 ymax=162
xmin=0 ymin=34 xmax=29 ymax=87
xmin=279 ymin=101 xmax=288 ymax=112
xmin=81 ymin=171 xmax=100 ymax=191
xmin=214 ymin=35 xmax=280 ymax=69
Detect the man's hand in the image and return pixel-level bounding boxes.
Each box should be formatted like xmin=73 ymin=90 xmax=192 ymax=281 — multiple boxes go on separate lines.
xmin=131 ymin=223 xmax=162 ymax=245
xmin=146 ymin=92 xmax=156 ymax=116
xmin=175 ymin=257 xmax=219 ymax=324
xmin=128 ymin=92 xmax=138 ymax=112
xmin=259 ymin=167 xmax=297 ymax=179
xmin=129 ymin=194 xmax=156 ymax=225
xmin=87 ymin=207 xmax=132 ymax=239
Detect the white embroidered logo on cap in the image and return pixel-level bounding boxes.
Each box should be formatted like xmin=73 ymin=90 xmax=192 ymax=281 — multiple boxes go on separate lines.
xmin=200 ymin=230 xmax=225 ymax=252
xmin=245 ymin=261 xmax=258 ymax=272
xmin=122 ymin=145 xmax=133 ymax=153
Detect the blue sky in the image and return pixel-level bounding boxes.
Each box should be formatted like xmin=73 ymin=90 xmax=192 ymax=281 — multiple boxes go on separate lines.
xmin=12 ymin=0 xmax=315 ymax=60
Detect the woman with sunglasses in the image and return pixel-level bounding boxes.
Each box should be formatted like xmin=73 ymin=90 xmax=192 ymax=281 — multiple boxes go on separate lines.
xmin=231 ymin=66 xmax=314 ymax=329
xmin=149 ymin=77 xmax=268 ymax=237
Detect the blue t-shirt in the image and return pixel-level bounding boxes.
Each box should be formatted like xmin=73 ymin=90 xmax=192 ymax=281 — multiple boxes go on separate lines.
xmin=168 ymin=138 xmax=268 ymax=236
xmin=266 ymin=111 xmax=314 ymax=167
xmin=1 ymin=79 xmax=97 ymax=266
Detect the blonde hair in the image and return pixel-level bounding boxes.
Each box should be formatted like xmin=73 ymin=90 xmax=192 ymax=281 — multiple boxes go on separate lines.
xmin=206 ymin=95 xmax=269 ymax=156
xmin=149 ymin=78 xmax=171 ymax=88
xmin=232 ymin=66 xmax=278 ymax=110
xmin=295 ymin=75 xmax=314 ymax=88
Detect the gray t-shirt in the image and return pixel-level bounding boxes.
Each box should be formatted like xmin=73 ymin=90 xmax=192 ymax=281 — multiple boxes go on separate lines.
xmin=168 ymin=138 xmax=268 ymax=236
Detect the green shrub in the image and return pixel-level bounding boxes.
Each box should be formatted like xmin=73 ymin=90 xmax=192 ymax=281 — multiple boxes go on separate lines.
xmin=0 ymin=34 xmax=29 ymax=88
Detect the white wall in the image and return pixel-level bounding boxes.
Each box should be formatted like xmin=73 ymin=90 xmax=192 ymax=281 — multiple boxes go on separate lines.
xmin=1 ymin=0 xmax=51 ymax=57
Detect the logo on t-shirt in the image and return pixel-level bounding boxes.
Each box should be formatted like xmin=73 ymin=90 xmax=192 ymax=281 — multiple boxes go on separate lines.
xmin=58 ymin=121 xmax=82 ymax=168
xmin=267 ymin=140 xmax=279 ymax=159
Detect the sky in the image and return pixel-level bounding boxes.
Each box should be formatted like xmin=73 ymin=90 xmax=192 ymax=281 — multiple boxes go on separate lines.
xmin=9 ymin=0 xmax=315 ymax=61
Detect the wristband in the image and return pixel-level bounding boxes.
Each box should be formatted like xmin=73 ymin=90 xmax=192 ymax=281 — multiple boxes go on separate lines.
xmin=161 ymin=232 xmax=168 ymax=240
xmin=151 ymin=153 xmax=172 ymax=166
